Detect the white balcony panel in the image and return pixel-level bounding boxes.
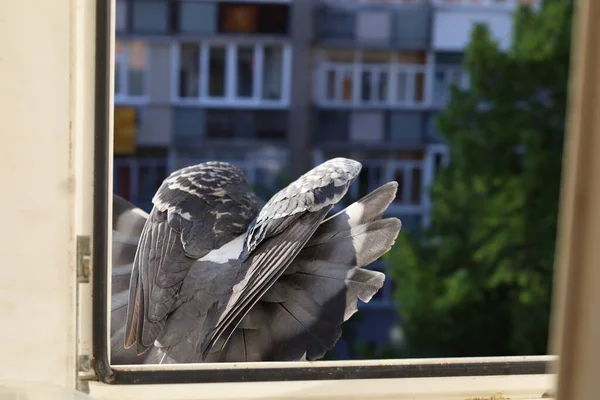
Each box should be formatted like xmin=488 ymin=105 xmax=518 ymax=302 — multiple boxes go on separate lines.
xmin=432 ymin=10 xmax=514 ymax=52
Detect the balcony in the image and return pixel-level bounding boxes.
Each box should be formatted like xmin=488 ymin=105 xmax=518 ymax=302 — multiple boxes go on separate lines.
xmin=173 ymin=41 xmax=292 ymax=109
xmin=314 ymin=1 xmax=430 ymax=50
xmin=315 ymin=62 xmax=428 ymax=109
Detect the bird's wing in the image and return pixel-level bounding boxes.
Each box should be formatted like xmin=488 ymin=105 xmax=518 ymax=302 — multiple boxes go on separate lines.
xmin=200 ymin=157 xmax=362 ymax=357
xmin=209 ymin=182 xmax=401 ymax=362
xmin=124 ymin=162 xmax=263 ymax=355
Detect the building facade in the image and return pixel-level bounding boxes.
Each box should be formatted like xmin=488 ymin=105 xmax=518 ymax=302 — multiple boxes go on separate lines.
xmin=113 ymin=0 xmax=537 ymax=357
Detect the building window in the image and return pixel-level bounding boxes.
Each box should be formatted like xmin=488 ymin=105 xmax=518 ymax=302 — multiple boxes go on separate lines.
xmin=114 ymin=40 xmax=148 ymax=102
xmin=218 ymin=3 xmax=289 ymax=35
xmin=208 ymin=46 xmax=227 ymax=98
xmin=177 ymin=2 xmax=217 ymax=34
xmin=132 ymin=0 xmax=169 ymax=33
xmin=115 ymin=0 xmax=127 ymax=32
xmin=392 ymin=162 xmax=424 ymax=206
xmin=236 ymin=46 xmax=254 ymax=98
xmin=263 ymin=45 xmax=283 ymax=100
xmin=360 ymin=68 xmax=389 ymax=103
xmin=179 ymin=43 xmax=200 ymax=98
xmin=174 ymin=42 xmax=291 ymax=107
xmin=220 ymin=3 xmax=257 ymax=33
xmin=316 ymin=50 xmax=428 ymax=107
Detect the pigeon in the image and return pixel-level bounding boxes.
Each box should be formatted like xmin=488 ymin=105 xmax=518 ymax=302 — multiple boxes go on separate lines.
xmin=110 ymin=158 xmax=402 ymax=364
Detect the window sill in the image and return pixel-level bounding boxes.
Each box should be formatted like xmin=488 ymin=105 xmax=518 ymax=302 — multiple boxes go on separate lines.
xmin=88 ymin=368 xmax=555 ymax=400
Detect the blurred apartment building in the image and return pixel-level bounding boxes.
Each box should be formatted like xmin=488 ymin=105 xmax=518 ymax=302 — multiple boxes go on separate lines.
xmin=113 ymin=0 xmax=536 ymax=356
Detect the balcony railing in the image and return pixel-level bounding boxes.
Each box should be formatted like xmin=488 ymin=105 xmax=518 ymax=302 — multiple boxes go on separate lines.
xmin=315 ymin=62 xmax=429 ymax=109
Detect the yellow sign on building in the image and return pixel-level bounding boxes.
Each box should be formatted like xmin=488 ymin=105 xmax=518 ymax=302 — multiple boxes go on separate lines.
xmin=114 ymin=106 xmax=137 ymax=155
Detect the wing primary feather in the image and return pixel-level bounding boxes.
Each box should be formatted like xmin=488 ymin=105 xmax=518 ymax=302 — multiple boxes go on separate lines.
xmin=201 ymin=207 xmax=332 ymax=358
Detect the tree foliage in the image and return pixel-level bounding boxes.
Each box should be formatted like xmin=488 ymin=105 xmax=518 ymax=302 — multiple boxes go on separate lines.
xmin=387 ymin=0 xmax=573 ymax=357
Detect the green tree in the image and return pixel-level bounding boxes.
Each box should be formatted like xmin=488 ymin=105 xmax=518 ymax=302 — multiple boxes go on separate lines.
xmin=387 ymin=0 xmax=573 ymax=358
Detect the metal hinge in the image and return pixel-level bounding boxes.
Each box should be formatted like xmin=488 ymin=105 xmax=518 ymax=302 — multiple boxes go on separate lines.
xmin=77 ymin=235 xmax=91 ymax=283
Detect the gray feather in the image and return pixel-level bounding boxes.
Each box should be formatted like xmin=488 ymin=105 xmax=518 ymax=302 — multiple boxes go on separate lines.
xmin=124 ymin=162 xmax=263 ymax=355
xmin=110 ymin=160 xmax=401 ymax=365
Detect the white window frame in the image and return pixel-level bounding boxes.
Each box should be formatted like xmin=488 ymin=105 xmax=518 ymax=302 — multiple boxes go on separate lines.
xmin=114 ymin=40 xmax=150 ymax=105
xmin=172 ymin=41 xmax=292 ymax=109
xmin=315 ymin=51 xmax=430 ymax=109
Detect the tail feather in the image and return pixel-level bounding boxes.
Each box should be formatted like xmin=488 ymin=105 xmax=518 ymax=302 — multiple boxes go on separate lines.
xmin=315 ymin=181 xmax=398 ymax=239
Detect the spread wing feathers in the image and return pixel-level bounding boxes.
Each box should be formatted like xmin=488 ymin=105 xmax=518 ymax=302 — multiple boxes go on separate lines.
xmin=124 ymin=162 xmax=264 ymax=355
xmin=200 ymin=158 xmax=362 ymax=357
xmin=110 ymin=195 xmax=149 ymax=365
xmin=244 ymin=157 xmax=362 ymax=255
xmin=213 ymin=181 xmax=401 ymax=362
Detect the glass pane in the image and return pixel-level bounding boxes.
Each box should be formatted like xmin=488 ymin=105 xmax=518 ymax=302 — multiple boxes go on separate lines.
xmin=378 ymin=71 xmax=388 ymax=101
xmin=237 ymin=46 xmax=254 ymax=98
xmin=137 ymin=165 xmax=154 ymax=204
xmin=262 ymin=46 xmax=283 ymax=100
xmin=326 ymin=69 xmax=335 ymax=100
xmin=342 ymin=71 xmax=353 ymax=102
xmin=411 ymin=167 xmax=422 ymax=204
xmin=208 ymin=47 xmax=226 ymax=97
xmin=179 ymin=43 xmax=200 ymax=98
xmin=115 ymin=0 xmax=127 ymax=32
xmin=397 ymin=71 xmax=408 ymax=102
xmin=220 ymin=4 xmax=257 ymax=33
xmin=256 ymin=4 xmax=289 ymax=35
xmin=132 ymin=1 xmax=168 ymax=33
xmin=128 ymin=41 xmax=147 ymax=97
xmin=361 ymin=70 xmax=372 ymax=101
xmin=116 ymin=164 xmax=131 ymax=200
xmin=114 ymin=41 xmax=124 ymax=95
xmin=179 ymin=2 xmax=216 ymax=34
xmin=414 ymin=71 xmax=425 ymax=103
xmin=114 ymin=63 xmax=121 ymax=94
